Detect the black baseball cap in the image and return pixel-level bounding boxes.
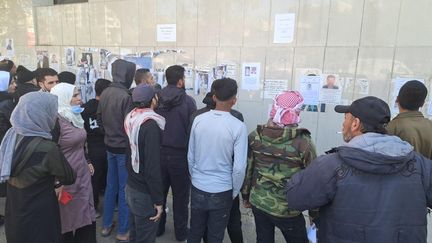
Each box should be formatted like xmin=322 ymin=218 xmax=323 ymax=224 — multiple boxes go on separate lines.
xmin=132 ymin=84 xmax=156 ymax=103
xmin=334 ymin=96 xmax=390 ymax=127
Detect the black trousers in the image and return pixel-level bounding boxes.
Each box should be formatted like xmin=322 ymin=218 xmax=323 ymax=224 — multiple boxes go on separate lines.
xmin=203 ymin=196 xmax=243 ymax=243
xmin=158 ymin=153 xmax=190 ymax=241
xmin=90 ymin=153 xmax=107 ymax=209
xmin=252 ymin=207 xmax=308 ymax=243
xmin=62 ymin=222 xmax=97 ymax=243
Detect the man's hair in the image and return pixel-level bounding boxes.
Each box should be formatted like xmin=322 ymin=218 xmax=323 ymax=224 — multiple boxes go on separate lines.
xmin=134 ymin=68 xmax=151 ymax=85
xmin=165 ymin=65 xmax=185 ymax=85
xmin=360 ymin=122 xmax=387 ymax=135
xmin=0 ymin=59 xmax=14 ymax=72
xmin=398 ymin=80 xmax=427 ymax=111
xmin=58 ymin=71 xmax=76 ymax=84
xmin=34 ymin=68 xmax=58 ymax=82
xmin=327 ymin=74 xmax=336 ymax=80
xmin=133 ymin=101 xmax=152 ymax=109
xmin=211 ymin=78 xmax=238 ymax=102
xmin=95 ymin=78 xmax=111 ymax=96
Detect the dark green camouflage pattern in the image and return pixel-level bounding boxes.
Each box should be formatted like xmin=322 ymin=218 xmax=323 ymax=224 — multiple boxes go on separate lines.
xmin=241 ymin=124 xmax=316 ymax=218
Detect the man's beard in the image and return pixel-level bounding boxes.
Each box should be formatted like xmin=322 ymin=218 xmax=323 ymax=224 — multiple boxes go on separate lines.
xmin=343 ymin=131 xmax=353 ymax=143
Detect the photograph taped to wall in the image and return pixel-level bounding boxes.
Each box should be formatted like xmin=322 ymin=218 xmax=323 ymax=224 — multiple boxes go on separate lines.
xmin=299 ymin=75 xmax=320 ymax=105
xmin=241 ymin=62 xmax=260 ymax=90
xmin=99 ymin=49 xmax=108 ymax=70
xmin=65 ymin=47 xmax=75 ymax=66
xmin=4 ymin=38 xmax=14 ymax=58
xmin=184 ymin=66 xmax=194 ymax=90
xmin=194 ymin=71 xmax=209 ymax=96
xmin=50 ymin=53 xmax=60 ymax=72
xmin=80 ymin=53 xmax=93 ymax=67
xmin=36 ymin=50 xmax=49 ymax=68
xmin=319 ymin=74 xmax=342 ymax=104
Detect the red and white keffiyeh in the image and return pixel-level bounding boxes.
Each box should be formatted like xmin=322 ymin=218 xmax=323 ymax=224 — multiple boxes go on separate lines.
xmin=270 ymin=91 xmax=304 ymax=127
xmin=124 ymin=108 xmax=165 ymax=173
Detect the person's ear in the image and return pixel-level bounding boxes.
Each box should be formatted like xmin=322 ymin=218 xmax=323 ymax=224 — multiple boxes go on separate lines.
xmin=351 ymin=117 xmax=361 ymax=132
xmin=212 ymin=94 xmax=217 ymax=103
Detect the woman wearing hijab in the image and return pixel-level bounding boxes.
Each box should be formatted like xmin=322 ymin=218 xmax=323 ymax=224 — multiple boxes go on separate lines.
xmin=241 ymin=91 xmax=317 ymax=243
xmin=50 ymin=83 xmax=96 ymax=243
xmin=0 ymin=92 xmax=75 ymax=243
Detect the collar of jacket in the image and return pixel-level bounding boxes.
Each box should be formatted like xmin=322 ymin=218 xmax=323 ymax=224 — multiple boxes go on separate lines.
xmin=394 ymin=110 xmax=424 ymax=119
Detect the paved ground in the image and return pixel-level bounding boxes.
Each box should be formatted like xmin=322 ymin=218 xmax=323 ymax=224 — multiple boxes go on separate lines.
xmin=1 ymin=194 xmax=431 ymax=242
xmin=0 ymin=193 xmax=285 ymax=243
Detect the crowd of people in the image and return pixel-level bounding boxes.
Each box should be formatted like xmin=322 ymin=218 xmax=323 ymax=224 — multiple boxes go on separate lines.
xmin=0 ymin=57 xmax=432 ymax=243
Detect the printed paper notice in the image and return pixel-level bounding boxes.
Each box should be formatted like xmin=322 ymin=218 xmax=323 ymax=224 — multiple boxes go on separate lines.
xmin=157 ymin=24 xmax=176 ymax=42
xmin=299 ymin=75 xmax=320 ymax=105
xmin=273 ymin=13 xmax=295 ymax=44
xmin=428 ymin=99 xmax=432 ymax=116
xmin=263 ymin=79 xmax=288 ymax=99
xmin=319 ymin=74 xmax=342 ymax=104
xmin=241 ymin=63 xmax=260 ymax=90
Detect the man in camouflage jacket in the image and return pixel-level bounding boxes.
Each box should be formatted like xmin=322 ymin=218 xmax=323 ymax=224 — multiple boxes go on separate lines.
xmin=241 ymin=91 xmax=317 ymax=243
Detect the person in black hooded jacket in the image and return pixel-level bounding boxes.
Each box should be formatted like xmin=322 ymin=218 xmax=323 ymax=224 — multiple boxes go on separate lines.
xmin=81 ymin=78 xmax=111 ymax=216
xmin=155 ymin=65 xmax=197 ymax=241
xmin=97 ymin=59 xmax=136 ymax=242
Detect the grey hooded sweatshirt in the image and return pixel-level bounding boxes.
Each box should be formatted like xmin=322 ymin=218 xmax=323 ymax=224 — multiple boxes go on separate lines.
xmin=97 ymin=59 xmax=136 ymax=153
xmin=286 ymin=133 xmax=432 ymax=243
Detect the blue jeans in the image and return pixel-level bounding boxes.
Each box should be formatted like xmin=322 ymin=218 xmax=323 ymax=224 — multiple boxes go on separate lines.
xmin=188 ymin=186 xmax=232 ymax=243
xmin=103 ymin=152 xmax=129 ymax=235
xmin=126 ymin=185 xmax=158 ymax=243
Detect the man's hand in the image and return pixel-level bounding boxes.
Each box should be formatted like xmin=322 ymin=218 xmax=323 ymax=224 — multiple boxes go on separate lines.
xmin=243 ymin=199 xmax=252 ymax=208
xmin=149 ymin=204 xmax=163 ymax=222
xmin=88 ymin=163 xmax=95 ymax=176
xmin=55 ymin=185 xmax=64 ymax=201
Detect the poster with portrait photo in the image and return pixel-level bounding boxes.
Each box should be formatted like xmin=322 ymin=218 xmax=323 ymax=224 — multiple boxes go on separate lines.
xmin=241 ymin=62 xmax=260 ymax=90
xmin=5 ymin=38 xmax=14 ymax=58
xmin=65 ymin=47 xmax=75 ymax=66
xmin=80 ymin=53 xmax=93 ymax=67
xmin=50 ymin=53 xmax=60 ymax=72
xmin=194 ymin=71 xmax=209 ymax=96
xmin=99 ymin=49 xmax=109 ymax=70
xmin=36 ymin=50 xmax=50 ymax=68
xmin=319 ymin=74 xmax=342 ymax=104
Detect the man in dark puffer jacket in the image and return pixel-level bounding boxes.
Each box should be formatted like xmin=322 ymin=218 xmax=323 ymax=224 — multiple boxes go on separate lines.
xmin=286 ymin=96 xmax=432 ymax=243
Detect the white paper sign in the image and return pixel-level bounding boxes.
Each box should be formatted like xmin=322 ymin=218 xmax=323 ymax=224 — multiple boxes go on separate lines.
xmin=157 ymin=24 xmax=176 ymax=42
xmin=263 ymin=79 xmax=288 ymax=99
xmin=299 ymin=75 xmax=321 ymax=105
xmin=428 ymin=99 xmax=432 ymax=116
xmin=427 ymin=98 xmax=432 ymax=116
xmin=273 ymin=13 xmax=295 ymax=43
xmin=241 ymin=63 xmax=261 ymax=90
xmin=356 ymin=78 xmax=369 ymax=95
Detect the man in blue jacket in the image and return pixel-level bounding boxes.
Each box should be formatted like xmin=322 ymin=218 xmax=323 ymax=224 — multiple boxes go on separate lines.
xmin=286 ymin=96 xmax=432 ymax=243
